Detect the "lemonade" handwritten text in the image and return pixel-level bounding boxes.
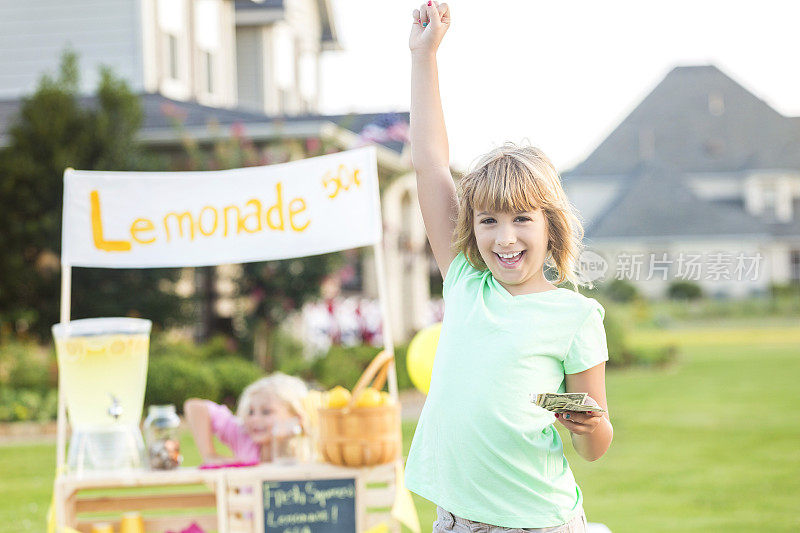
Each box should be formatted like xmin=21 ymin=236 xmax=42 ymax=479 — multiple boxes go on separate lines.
xmin=91 ymin=181 xmax=310 ymax=252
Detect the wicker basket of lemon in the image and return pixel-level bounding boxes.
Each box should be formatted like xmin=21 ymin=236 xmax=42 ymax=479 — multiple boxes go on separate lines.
xmin=317 ymin=350 xmax=401 ymax=467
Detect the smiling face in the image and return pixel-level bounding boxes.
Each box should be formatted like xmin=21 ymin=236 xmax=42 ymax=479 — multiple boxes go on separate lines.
xmin=242 ymin=391 xmax=295 ymax=445
xmin=473 ymin=207 xmax=554 ymax=295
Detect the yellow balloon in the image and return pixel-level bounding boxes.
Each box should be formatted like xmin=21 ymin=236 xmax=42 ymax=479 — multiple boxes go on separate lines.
xmin=406 ymin=323 xmax=442 ymax=395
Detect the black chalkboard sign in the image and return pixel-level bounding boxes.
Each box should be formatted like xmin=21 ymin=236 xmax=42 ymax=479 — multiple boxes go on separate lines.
xmin=263 ymin=478 xmax=357 ymax=533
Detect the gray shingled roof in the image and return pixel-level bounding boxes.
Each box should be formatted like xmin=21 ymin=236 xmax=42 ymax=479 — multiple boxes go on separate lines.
xmin=564 ymin=65 xmax=800 ymax=242
xmin=567 ymin=65 xmax=800 ymax=176
xmin=585 ymin=162 xmax=772 ymax=240
xmin=141 ymin=93 xmax=408 ymax=152
xmin=0 ymin=93 xmax=409 ymax=154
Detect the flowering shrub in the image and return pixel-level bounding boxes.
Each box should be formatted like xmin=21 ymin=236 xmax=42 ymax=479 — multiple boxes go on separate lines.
xmin=300 ymin=297 xmax=444 ymax=353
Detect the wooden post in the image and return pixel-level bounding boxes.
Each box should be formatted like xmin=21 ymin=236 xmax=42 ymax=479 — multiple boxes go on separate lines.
xmin=56 ymin=167 xmax=74 ymax=528
xmin=55 ymin=261 xmax=71 ymax=527
xmin=372 ymin=242 xmax=398 ymax=401
xmin=216 ymin=473 xmax=229 ymax=533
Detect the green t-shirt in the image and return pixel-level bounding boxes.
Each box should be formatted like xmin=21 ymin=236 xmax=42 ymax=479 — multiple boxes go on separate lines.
xmin=404 ymin=251 xmax=608 ymax=528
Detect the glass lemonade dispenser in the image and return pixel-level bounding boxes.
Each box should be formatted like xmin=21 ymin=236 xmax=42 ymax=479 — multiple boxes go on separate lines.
xmin=52 ymin=317 xmax=151 ymax=473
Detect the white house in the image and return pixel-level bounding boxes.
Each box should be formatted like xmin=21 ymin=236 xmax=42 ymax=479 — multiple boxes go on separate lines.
xmin=235 ymin=0 xmax=338 ymax=115
xmin=0 ymin=0 xmax=434 ymax=342
xmin=0 ymin=0 xmax=338 ymax=113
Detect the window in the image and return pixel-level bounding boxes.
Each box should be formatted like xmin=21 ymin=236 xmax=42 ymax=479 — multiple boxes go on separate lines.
xmin=762 ymin=182 xmax=777 ymax=219
xmin=195 ymin=0 xmax=219 ymax=96
xmin=157 ymin=0 xmax=184 ymax=86
xmin=204 ymin=50 xmax=214 ymax=94
xmin=791 ymin=250 xmax=800 ymax=282
xmin=167 ymin=34 xmax=179 ymax=80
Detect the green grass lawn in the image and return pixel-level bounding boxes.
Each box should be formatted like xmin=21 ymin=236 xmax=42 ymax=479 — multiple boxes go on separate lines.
xmin=2 ymin=321 xmax=799 ymax=532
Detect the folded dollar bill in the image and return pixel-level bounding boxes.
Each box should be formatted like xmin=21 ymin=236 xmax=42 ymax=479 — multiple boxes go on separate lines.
xmin=530 ymin=392 xmax=606 ymax=414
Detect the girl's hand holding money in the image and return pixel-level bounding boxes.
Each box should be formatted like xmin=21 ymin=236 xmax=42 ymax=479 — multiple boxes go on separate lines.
xmin=555 ymin=395 xmax=605 ymax=435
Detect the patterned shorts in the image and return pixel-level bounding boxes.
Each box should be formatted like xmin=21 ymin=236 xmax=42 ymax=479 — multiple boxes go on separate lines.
xmin=433 ymin=505 xmax=587 ymax=533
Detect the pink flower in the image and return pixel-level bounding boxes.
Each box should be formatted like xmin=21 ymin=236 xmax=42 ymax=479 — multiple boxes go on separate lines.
xmin=230 ymin=121 xmax=246 ymax=139
xmin=160 ymin=102 xmax=188 ymax=122
xmin=305 ymin=137 xmax=321 ymax=153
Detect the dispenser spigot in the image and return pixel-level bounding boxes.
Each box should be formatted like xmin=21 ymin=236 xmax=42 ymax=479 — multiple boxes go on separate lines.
xmin=107 ymin=393 xmax=123 ymax=421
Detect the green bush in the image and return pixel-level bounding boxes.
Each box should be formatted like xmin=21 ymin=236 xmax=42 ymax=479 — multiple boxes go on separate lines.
xmin=392 ymin=343 xmax=413 ymax=391
xmin=602 ymin=310 xmax=629 ymax=366
xmin=769 ymin=282 xmax=800 ymax=299
xmin=311 ymin=344 xmax=380 ymax=390
xmin=145 ymin=335 xmax=270 ymax=410
xmin=212 ymin=356 xmax=263 ymax=405
xmin=595 ymin=306 xmax=678 ymax=368
xmin=145 ymin=356 xmax=220 ymax=412
xmin=271 ymin=329 xmax=314 ymax=381
xmin=0 ymin=388 xmax=58 ymax=422
xmin=10 ymin=355 xmax=54 ymax=392
xmin=0 ymin=340 xmax=56 ymax=392
xmin=147 ymin=332 xmax=328 ymax=410
xmin=667 ymin=280 xmax=703 ymax=300
xmin=308 ymin=342 xmax=414 ymax=392
xmin=603 ymin=279 xmax=640 ymax=303
xmin=149 ymin=333 xmax=236 ymax=362
xmin=629 ymin=345 xmax=679 ymax=367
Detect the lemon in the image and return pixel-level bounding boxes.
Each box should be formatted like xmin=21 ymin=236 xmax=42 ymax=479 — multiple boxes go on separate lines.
xmin=379 ymin=391 xmax=395 ymax=406
xmin=326 ymin=386 xmax=352 ymax=408
xmin=354 ymin=388 xmax=383 ymax=408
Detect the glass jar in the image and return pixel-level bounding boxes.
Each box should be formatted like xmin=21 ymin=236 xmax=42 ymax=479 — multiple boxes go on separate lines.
xmin=271 ymin=417 xmax=310 ymax=464
xmin=143 ymin=404 xmax=182 ymax=470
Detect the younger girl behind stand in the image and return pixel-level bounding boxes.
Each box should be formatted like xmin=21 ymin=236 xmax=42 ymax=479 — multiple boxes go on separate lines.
xmin=184 ymin=372 xmax=311 ymax=464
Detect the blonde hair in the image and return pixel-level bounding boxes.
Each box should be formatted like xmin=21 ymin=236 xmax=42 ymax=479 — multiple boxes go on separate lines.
xmin=236 ymin=372 xmax=311 ymax=435
xmin=451 ymin=142 xmax=590 ymax=290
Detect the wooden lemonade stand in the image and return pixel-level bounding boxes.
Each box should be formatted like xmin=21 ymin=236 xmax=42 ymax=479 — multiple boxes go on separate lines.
xmin=53 ymin=147 xmax=414 ymax=532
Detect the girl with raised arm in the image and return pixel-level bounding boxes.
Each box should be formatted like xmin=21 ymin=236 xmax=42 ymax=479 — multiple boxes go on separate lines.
xmin=404 ymin=3 xmax=612 ymax=532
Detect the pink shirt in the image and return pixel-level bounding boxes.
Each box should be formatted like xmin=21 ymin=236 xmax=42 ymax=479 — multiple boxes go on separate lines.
xmin=204 ymin=400 xmax=260 ymax=462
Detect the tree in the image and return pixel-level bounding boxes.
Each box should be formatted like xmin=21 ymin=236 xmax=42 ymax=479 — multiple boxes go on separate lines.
xmin=0 ymin=50 xmax=186 ymax=339
xmin=242 ymin=253 xmax=344 ymax=371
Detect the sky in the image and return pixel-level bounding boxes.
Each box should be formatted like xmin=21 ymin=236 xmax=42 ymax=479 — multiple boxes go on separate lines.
xmin=319 ymin=0 xmax=800 ymax=173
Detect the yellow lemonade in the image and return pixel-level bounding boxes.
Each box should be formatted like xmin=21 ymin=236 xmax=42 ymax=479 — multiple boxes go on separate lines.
xmin=55 ymin=333 xmax=149 ymax=427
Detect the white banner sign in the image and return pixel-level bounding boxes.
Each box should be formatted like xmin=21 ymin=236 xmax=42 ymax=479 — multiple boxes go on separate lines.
xmin=61 ymin=147 xmax=382 ymax=268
